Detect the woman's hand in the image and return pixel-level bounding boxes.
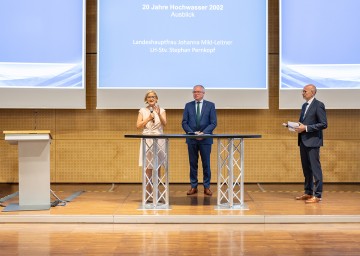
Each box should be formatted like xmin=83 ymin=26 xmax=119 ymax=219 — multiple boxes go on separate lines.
xmin=153 ymin=105 xmax=161 ymax=115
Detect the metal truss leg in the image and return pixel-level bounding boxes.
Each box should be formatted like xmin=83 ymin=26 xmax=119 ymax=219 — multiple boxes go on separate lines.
xmin=140 ymin=138 xmax=170 ymax=210
xmin=216 ymin=138 xmax=248 ymax=210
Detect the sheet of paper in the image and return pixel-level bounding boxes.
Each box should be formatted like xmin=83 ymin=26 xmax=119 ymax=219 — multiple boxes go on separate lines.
xmin=287 ymin=121 xmax=299 ymax=132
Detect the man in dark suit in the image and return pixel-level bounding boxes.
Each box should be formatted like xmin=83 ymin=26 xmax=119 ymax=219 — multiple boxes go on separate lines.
xmin=295 ymin=84 xmax=327 ymax=203
xmin=182 ymin=85 xmax=217 ymax=196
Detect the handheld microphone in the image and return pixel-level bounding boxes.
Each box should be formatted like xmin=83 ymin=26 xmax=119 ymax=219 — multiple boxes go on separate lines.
xmin=149 ymin=107 xmax=155 ymax=123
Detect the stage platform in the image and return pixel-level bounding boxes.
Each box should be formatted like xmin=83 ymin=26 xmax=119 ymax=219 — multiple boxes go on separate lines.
xmin=1 ymin=183 xmax=359 ymax=224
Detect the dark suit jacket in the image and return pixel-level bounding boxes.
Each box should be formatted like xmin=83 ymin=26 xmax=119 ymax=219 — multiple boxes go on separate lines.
xmin=298 ymin=98 xmax=327 ymax=147
xmin=182 ymin=100 xmax=217 ymax=144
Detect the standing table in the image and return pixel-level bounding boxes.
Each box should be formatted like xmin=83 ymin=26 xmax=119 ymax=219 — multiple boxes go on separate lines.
xmin=125 ymin=134 xmax=261 ymax=210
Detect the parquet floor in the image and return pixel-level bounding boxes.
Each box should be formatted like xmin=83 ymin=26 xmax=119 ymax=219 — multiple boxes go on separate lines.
xmin=1 ymin=184 xmax=360 ymax=255
xmin=1 ymin=183 xmax=360 ymax=223
xmin=1 ymin=223 xmax=360 ymax=255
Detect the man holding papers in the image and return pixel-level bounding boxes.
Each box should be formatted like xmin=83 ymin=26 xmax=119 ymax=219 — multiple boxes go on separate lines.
xmin=293 ymin=84 xmax=328 ymax=203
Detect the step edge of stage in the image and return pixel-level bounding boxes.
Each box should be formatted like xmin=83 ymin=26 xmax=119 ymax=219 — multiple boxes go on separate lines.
xmin=1 ymin=215 xmax=360 ymax=224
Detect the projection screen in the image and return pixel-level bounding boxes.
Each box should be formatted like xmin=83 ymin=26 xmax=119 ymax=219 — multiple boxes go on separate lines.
xmin=0 ymin=0 xmax=86 ymax=109
xmin=280 ymin=0 xmax=360 ymax=109
xmin=97 ymin=0 xmax=268 ymax=109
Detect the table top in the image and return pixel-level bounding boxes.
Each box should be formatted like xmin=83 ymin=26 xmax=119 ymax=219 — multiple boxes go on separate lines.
xmin=125 ymin=134 xmax=261 ymax=139
xmin=3 ymin=130 xmax=51 ymax=134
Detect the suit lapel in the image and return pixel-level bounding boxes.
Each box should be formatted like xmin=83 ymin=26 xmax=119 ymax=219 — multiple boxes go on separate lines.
xmin=303 ymin=99 xmax=316 ymax=121
xmin=201 ymin=101 xmax=206 ymax=115
xmin=192 ymin=101 xmax=197 ymax=118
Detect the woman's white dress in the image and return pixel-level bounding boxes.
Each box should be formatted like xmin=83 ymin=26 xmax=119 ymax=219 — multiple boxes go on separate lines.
xmin=138 ymin=107 xmax=166 ymax=169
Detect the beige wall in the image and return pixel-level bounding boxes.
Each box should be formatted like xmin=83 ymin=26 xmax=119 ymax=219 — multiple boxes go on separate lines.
xmin=1 ymin=0 xmax=359 ymax=183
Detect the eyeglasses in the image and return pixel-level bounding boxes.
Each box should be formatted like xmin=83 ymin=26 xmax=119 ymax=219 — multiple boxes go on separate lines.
xmin=192 ymin=91 xmax=204 ymax=94
xmin=147 ymin=96 xmax=156 ymax=99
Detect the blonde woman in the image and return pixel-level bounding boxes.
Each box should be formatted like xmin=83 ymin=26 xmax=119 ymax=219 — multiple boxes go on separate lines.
xmin=136 ymin=90 xmax=167 ymax=199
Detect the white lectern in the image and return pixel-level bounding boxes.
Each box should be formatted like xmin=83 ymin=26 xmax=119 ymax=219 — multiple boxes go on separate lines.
xmin=3 ymin=130 xmax=52 ymax=211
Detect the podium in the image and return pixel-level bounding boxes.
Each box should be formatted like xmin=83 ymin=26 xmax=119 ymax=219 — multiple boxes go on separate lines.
xmin=3 ymin=130 xmax=52 ymax=211
xmin=125 ymin=134 xmax=261 ymax=210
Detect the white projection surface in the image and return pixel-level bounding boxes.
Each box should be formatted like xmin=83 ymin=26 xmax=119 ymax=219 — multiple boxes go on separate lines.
xmin=280 ymin=0 xmax=360 ymax=109
xmin=97 ymin=0 xmax=268 ymax=109
xmin=0 ymin=0 xmax=86 ymax=109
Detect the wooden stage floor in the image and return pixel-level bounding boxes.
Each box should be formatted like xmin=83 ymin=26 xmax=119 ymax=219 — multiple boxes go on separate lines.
xmin=1 ymin=183 xmax=360 ymax=224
